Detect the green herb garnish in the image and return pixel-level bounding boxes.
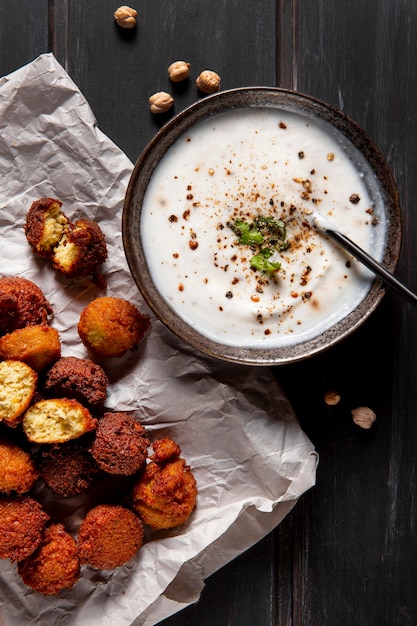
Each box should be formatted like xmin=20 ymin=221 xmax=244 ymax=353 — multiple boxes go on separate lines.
xmin=250 ymin=248 xmax=282 ymax=272
xmin=229 ymin=215 xmax=288 ymax=273
xmin=232 ymin=218 xmax=264 ymax=245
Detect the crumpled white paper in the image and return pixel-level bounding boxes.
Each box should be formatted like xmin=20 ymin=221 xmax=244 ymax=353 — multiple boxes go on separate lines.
xmin=0 ymin=53 xmax=318 ymax=626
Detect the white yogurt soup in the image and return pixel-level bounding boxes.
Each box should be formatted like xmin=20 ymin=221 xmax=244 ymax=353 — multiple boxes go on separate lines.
xmin=140 ymin=107 xmax=387 ymax=348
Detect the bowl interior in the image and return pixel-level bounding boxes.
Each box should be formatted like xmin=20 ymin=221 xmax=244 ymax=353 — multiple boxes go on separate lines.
xmin=122 ymin=87 xmax=401 ymax=365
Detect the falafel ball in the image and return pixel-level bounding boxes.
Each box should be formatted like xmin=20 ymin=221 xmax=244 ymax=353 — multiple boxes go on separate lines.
xmin=90 ymin=412 xmax=148 ymax=475
xmin=0 ymin=495 xmax=49 ymax=561
xmin=38 ymin=438 xmax=99 ymax=497
xmin=77 ymin=504 xmax=144 ymax=569
xmin=52 ymin=218 xmax=108 ymax=279
xmin=24 ymin=197 xmax=68 ymax=259
xmin=25 ymin=198 xmax=108 ymax=283
xmin=43 ymin=356 xmax=109 ymax=413
xmin=78 ymin=296 xmax=150 ymax=358
xmin=18 ymin=523 xmax=80 ymax=595
xmin=0 ymin=325 xmax=61 ymax=372
xmin=0 ymin=360 xmax=38 ymax=427
xmin=0 ymin=276 xmax=52 ymax=336
xmin=23 ymin=398 xmax=97 ymax=444
xmin=131 ymin=439 xmax=197 ymax=530
xmin=0 ymin=436 xmax=38 ymax=494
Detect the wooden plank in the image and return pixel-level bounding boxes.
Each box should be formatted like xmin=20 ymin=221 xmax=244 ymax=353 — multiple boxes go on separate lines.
xmin=0 ymin=1 xmax=48 ymax=77
xmin=276 ymin=2 xmax=417 ymax=623
xmin=159 ymin=534 xmax=277 ymax=626
xmin=53 ymin=0 xmax=277 ymax=162
xmin=48 ymin=0 xmax=70 ymax=71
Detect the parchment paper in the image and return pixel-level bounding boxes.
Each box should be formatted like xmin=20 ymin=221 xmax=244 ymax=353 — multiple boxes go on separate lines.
xmin=0 ymin=54 xmax=318 ymax=626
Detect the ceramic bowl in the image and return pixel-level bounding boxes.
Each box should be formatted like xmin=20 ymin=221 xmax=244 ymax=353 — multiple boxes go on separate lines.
xmin=122 ymin=87 xmax=401 ymax=365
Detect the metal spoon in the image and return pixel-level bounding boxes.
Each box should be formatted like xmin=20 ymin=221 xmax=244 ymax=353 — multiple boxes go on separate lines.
xmin=306 ymin=210 xmax=417 ymax=308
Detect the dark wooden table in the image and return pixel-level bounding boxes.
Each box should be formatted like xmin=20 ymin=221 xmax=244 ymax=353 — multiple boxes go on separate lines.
xmin=2 ymin=2 xmax=416 ymax=625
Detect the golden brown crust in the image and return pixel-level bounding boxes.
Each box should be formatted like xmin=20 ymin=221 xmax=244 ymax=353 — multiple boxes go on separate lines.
xmin=52 ymin=218 xmax=108 ymax=278
xmin=38 ymin=438 xmax=99 ymax=497
xmin=77 ymin=504 xmax=144 ymax=569
xmin=18 ymin=523 xmax=80 ymax=595
xmin=0 ymin=495 xmax=49 ymax=561
xmin=43 ymin=356 xmax=108 ymax=412
xmin=0 ymin=325 xmax=61 ymax=372
xmin=152 ymin=437 xmax=181 ymax=464
xmin=90 ymin=412 xmax=148 ymax=475
xmin=0 ymin=276 xmax=52 ymax=336
xmin=0 ymin=360 xmax=38 ymax=427
xmin=0 ymin=436 xmax=38 ymax=494
xmin=131 ymin=440 xmax=197 ymax=530
xmin=78 ymin=297 xmax=150 ymax=357
xmin=24 ymin=197 xmax=67 ymax=258
xmin=25 ymin=198 xmax=107 ymax=283
xmin=23 ymin=398 xmax=97 ymax=444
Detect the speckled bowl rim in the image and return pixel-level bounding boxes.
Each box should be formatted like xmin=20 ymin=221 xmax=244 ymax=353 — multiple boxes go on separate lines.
xmin=122 ymin=87 xmax=401 ymax=366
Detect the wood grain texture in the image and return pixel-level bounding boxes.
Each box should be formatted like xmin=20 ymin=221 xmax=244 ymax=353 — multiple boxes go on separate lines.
xmin=1 ymin=2 xmax=416 ymax=625
xmin=0 ymin=1 xmax=48 ymax=77
xmin=276 ymin=3 xmax=417 ymax=624
xmin=53 ymin=0 xmax=277 ymax=163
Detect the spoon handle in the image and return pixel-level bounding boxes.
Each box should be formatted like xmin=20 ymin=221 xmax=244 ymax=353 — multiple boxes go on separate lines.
xmin=325 ymin=229 xmax=417 ymax=308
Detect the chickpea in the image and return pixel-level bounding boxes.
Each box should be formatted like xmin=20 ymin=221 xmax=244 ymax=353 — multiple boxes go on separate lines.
xmin=113 ymin=6 xmax=137 ymax=29
xmin=149 ymin=91 xmax=174 ymax=114
xmin=196 ymin=70 xmax=221 ymax=94
xmin=168 ymin=61 xmax=191 ymax=82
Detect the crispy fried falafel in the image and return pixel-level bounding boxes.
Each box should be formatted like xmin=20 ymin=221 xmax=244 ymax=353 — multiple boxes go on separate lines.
xmin=0 ymin=325 xmax=61 ymax=372
xmin=24 ymin=197 xmax=68 ymax=258
xmin=52 ymin=218 xmax=108 ymax=279
xmin=131 ymin=438 xmax=197 ymax=530
xmin=0 ymin=360 xmax=38 ymax=427
xmin=90 ymin=412 xmax=148 ymax=475
xmin=43 ymin=356 xmax=109 ymax=413
xmin=0 ymin=435 xmax=38 ymax=494
xmin=77 ymin=504 xmax=144 ymax=569
xmin=78 ymin=297 xmax=150 ymax=357
xmin=23 ymin=398 xmax=97 ymax=444
xmin=25 ymin=198 xmax=108 ymax=282
xmin=18 ymin=523 xmax=80 ymax=595
xmin=0 ymin=495 xmax=49 ymax=561
xmin=38 ymin=438 xmax=99 ymax=497
xmin=0 ymin=276 xmax=52 ymax=336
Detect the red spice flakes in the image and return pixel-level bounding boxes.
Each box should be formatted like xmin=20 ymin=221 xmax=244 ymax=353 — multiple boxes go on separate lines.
xmin=169 ymin=215 xmax=178 ymax=222
xmin=300 ymin=265 xmax=312 ymax=286
xmin=178 ymin=283 xmax=184 ymax=291
xmin=189 ymin=240 xmax=199 ymax=250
